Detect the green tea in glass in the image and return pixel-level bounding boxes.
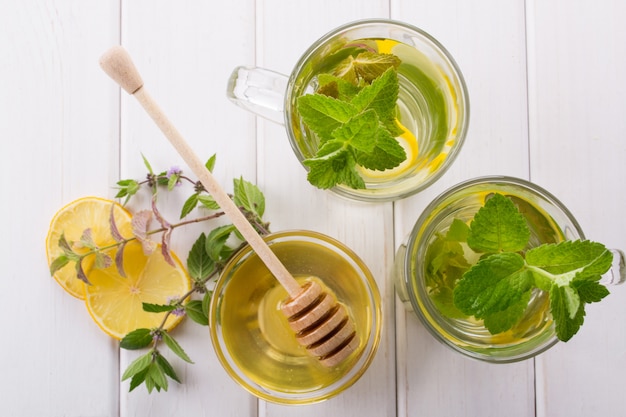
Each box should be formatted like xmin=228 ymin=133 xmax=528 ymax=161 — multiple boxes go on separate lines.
xmin=228 ymin=19 xmax=469 ymax=202
xmin=394 ymin=176 xmax=625 ymax=362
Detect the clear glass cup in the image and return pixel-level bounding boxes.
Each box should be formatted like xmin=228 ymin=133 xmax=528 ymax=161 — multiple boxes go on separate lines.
xmin=394 ymin=176 xmax=625 ymax=362
xmin=227 ymin=19 xmax=469 ymax=202
xmin=209 ymin=230 xmax=382 ymax=404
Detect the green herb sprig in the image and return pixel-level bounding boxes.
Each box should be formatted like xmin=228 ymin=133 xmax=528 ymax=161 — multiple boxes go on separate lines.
xmin=297 ymin=51 xmax=407 ymax=190
xmin=50 ymin=154 xmax=269 ymax=393
xmin=442 ymin=193 xmax=612 ymax=342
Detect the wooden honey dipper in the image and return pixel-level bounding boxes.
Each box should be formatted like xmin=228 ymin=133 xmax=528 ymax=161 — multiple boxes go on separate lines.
xmin=99 ymin=46 xmax=359 ymax=367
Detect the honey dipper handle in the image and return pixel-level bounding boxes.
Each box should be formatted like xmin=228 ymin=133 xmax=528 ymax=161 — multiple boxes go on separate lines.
xmin=100 ymin=46 xmax=302 ymax=297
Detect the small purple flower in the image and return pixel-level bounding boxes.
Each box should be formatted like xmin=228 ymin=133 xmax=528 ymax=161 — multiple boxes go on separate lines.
xmin=172 ymin=306 xmax=186 ymax=317
xmin=166 ymin=166 xmax=182 ymax=177
xmin=166 ymin=166 xmax=183 ymax=187
xmin=166 ymin=295 xmax=186 ymax=317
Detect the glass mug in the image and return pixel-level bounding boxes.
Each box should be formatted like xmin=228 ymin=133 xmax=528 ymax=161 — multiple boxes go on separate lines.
xmin=209 ymin=230 xmax=382 ymax=404
xmin=394 ymin=176 xmax=625 ymax=362
xmin=227 ymin=19 xmax=470 ymax=202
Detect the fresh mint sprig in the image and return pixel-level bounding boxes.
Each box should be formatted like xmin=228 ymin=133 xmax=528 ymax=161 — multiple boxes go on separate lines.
xmin=451 ymin=193 xmax=613 ymax=342
xmin=297 ymin=51 xmax=406 ymax=190
xmin=118 ymin=225 xmax=239 ymax=393
xmin=50 ymin=154 xmax=270 ymax=393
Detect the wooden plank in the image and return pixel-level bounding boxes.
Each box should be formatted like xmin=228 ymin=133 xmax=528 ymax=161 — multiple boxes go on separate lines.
xmin=391 ymin=1 xmax=535 ymax=416
xmin=398 ymin=313 xmax=535 ymax=417
xmin=12 ymin=1 xmax=626 ymax=416
xmin=118 ymin=1 xmax=258 ymax=416
xmin=256 ymin=1 xmax=397 ymax=416
xmin=0 ymin=1 xmax=121 ymax=416
xmin=527 ymin=1 xmax=626 ymax=416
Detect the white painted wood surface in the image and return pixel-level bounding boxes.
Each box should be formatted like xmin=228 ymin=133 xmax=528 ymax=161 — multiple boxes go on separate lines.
xmin=1 ymin=1 xmax=625 ymax=416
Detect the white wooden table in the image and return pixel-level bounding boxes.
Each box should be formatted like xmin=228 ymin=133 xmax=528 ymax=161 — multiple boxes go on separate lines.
xmin=2 ymin=1 xmax=625 ymax=416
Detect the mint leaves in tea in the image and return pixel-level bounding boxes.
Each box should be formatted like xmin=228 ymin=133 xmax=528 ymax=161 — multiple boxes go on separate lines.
xmin=426 ymin=192 xmax=612 ymax=346
xmin=293 ymin=38 xmax=458 ymax=192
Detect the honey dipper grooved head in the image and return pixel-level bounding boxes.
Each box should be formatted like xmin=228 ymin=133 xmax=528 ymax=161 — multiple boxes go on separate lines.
xmin=280 ymin=280 xmax=359 ymax=367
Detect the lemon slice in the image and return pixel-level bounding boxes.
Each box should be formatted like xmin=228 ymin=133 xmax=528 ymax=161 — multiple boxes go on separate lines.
xmin=85 ymin=240 xmax=191 ymax=339
xmin=45 ymin=197 xmax=133 ymax=299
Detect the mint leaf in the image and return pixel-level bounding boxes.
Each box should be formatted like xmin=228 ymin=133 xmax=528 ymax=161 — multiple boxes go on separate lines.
xmin=202 ymin=290 xmax=212 ymax=317
xmin=430 ymin=287 xmax=467 ymax=319
xmin=333 ymin=51 xmax=400 ymax=84
xmin=128 ymin=366 xmax=150 ymax=392
xmin=94 ymin=252 xmax=113 ymax=270
xmin=453 ymin=252 xmax=533 ymax=318
xmin=233 ymin=177 xmax=265 ymax=218
xmin=185 ymin=300 xmax=208 ymax=326
xmin=205 ymin=224 xmax=236 ymax=262
xmin=115 ymin=179 xmax=140 ymax=204
xmin=573 ymin=280 xmax=610 ymax=303
xmin=483 ymin=290 xmax=531 ymax=334
xmin=322 ymin=46 xmax=370 ymax=77
xmin=167 ymin=172 xmax=181 ymax=191
xmin=382 ymin=118 xmax=405 ymax=138
xmin=350 ymin=67 xmax=403 ymax=138
xmin=467 ymin=193 xmax=530 ymax=253
xmin=147 ymin=361 xmax=168 ymax=392
xmin=187 ymin=232 xmax=215 ymax=281
xmin=114 ymin=242 xmax=127 ymax=278
xmin=75 ymin=259 xmax=89 ymax=285
xmin=562 ymin=285 xmax=581 ymax=319
xmin=141 ymin=153 xmax=154 ymax=174
xmin=355 ymin=126 xmax=406 ymax=171
xmin=427 ymin=238 xmax=468 ymax=279
xmin=447 ymin=218 xmax=470 ymax=242
xmin=79 ymin=228 xmax=96 ymax=249
xmin=331 ymin=109 xmax=379 ymax=153
xmin=351 ymin=67 xmax=399 ymax=122
xmin=180 ymin=193 xmax=199 ymax=219
xmin=155 ymin=352 xmax=181 ymax=384
xmin=109 ymin=204 xmax=125 ymax=242
xmin=424 ymin=221 xmax=472 ymax=311
xmin=304 ymin=142 xmax=365 ymax=189
xmin=122 ymin=351 xmax=153 ymax=381
xmin=198 ymin=194 xmax=219 ymax=210
xmin=120 ymin=328 xmax=153 ymax=350
xmin=297 ymin=94 xmax=357 ymax=141
xmin=317 ymin=73 xmax=361 ymax=101
xmin=425 ymin=230 xmax=470 ymax=301
xmin=550 ymin=284 xmax=586 ymax=341
xmin=142 ymin=302 xmax=176 ymax=313
xmin=124 ymin=347 xmax=182 ymax=393
xmin=205 ymin=154 xmax=216 ymax=172
xmin=526 ymin=240 xmax=613 ymax=282
xmin=58 ymin=233 xmax=77 ymax=260
xmin=161 ymin=331 xmax=193 ymax=364
xmin=49 ymin=255 xmax=69 ymax=275
xmin=144 ymin=370 xmax=156 ymax=393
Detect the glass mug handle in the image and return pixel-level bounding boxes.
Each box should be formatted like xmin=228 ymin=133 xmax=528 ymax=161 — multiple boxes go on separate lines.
xmin=602 ymin=249 xmax=626 ymax=285
xmin=226 ymin=66 xmax=288 ymax=125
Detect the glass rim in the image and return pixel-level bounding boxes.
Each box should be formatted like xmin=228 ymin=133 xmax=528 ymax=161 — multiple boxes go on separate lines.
xmin=208 ymin=229 xmax=382 ymax=404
